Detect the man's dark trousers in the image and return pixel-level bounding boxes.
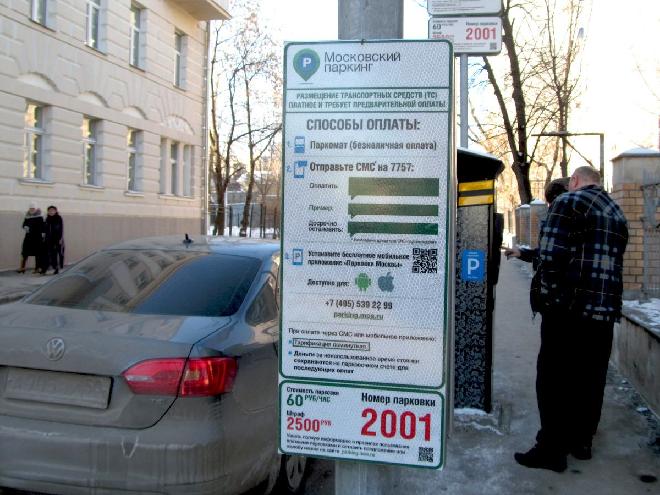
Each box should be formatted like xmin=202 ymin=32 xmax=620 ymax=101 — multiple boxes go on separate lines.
xmin=535 ymin=310 xmax=614 ymax=454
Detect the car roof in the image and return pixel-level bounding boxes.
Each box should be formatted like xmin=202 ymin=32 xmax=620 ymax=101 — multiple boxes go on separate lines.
xmin=103 ymin=235 xmax=279 ymax=261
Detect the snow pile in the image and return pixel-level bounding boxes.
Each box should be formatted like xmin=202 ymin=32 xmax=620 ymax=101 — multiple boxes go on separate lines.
xmin=622 ymin=298 xmax=660 ymax=338
xmin=617 ymin=147 xmax=660 ymax=157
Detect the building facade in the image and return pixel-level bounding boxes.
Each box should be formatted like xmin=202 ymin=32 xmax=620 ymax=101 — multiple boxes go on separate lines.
xmin=0 ymin=0 xmax=229 ymax=269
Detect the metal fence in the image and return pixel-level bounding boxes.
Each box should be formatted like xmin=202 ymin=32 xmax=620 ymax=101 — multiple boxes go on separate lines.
xmin=641 ymin=175 xmax=660 ymax=300
xmin=210 ymin=203 xmax=280 ymax=239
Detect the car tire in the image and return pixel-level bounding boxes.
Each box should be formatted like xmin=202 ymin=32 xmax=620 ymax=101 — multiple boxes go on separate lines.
xmin=275 ymin=454 xmax=307 ymax=494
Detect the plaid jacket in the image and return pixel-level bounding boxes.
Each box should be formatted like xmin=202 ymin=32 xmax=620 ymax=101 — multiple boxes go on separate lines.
xmin=538 ymin=185 xmax=628 ymax=322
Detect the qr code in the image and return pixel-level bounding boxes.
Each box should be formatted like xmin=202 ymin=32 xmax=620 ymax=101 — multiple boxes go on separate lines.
xmin=412 ymin=248 xmax=438 ymax=273
xmin=490 ymin=42 xmax=497 ymax=50
xmin=418 ymin=446 xmax=434 ymax=463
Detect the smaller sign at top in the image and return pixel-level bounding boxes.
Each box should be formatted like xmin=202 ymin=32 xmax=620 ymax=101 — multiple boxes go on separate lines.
xmin=428 ymin=0 xmax=501 ymax=16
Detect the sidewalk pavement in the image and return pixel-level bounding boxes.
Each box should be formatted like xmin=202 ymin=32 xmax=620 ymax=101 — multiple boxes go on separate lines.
xmin=304 ymin=255 xmax=660 ymax=495
xmin=0 ymin=269 xmax=51 ymax=304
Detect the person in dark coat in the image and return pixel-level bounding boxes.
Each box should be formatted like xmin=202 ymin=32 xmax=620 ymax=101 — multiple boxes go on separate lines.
xmin=504 ymin=177 xmax=570 ymax=315
xmin=513 ymin=166 xmax=628 ymax=473
xmin=43 ymin=205 xmax=64 ymax=275
xmin=18 ymin=203 xmax=45 ymax=274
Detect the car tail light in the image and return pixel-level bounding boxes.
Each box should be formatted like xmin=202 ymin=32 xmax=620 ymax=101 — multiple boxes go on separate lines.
xmin=123 ymin=358 xmax=185 ymax=395
xmin=180 ymin=358 xmax=237 ymax=397
xmin=123 ymin=357 xmax=237 ymax=397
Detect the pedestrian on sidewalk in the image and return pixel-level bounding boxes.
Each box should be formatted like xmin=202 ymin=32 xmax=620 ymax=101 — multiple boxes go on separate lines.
xmin=514 ymin=166 xmax=629 ymax=473
xmin=17 ymin=203 xmax=45 ymax=274
xmin=505 ymin=177 xmax=569 ymax=315
xmin=43 ymin=205 xmax=64 ymax=275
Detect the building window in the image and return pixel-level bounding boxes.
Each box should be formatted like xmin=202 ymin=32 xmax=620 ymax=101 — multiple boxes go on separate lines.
xmin=31 ymin=0 xmax=47 ymax=25
xmin=174 ymin=31 xmax=185 ymax=88
xmin=127 ymin=129 xmax=142 ymax=191
xmin=82 ymin=117 xmax=99 ymax=185
xmin=183 ymin=145 xmax=192 ymax=197
xmin=24 ymin=103 xmax=45 ymax=179
xmin=129 ymin=4 xmax=142 ymax=67
xmin=170 ymin=142 xmax=179 ymax=195
xmin=86 ymin=0 xmax=101 ymax=49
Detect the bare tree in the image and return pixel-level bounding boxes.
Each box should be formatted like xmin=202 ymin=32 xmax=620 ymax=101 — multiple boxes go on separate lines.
xmin=538 ymin=0 xmax=586 ymax=176
xmin=473 ymin=0 xmax=587 ymax=203
xmin=209 ymin=25 xmax=243 ymax=235
xmin=238 ymin=20 xmax=282 ymax=235
xmin=254 ymin=142 xmax=281 ymax=207
xmin=209 ymin=0 xmax=282 ymax=236
xmin=253 ymin=142 xmax=282 ymax=238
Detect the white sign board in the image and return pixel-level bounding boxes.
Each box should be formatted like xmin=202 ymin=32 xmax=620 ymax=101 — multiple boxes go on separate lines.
xmin=281 ymin=381 xmax=444 ymax=468
xmin=280 ymin=40 xmax=453 ymax=468
xmin=429 ymin=17 xmax=502 ymax=55
xmin=428 ymin=0 xmax=501 ymax=15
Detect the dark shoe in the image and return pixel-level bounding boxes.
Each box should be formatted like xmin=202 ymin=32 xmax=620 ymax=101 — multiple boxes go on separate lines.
xmin=514 ymin=446 xmax=567 ymax=473
xmin=16 ymin=269 xmax=25 ymax=274
xmin=53 ymin=269 xmax=59 ymax=275
xmin=570 ymin=444 xmax=592 ymax=460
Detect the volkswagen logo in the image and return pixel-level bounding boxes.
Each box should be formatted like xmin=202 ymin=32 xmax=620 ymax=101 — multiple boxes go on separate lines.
xmin=45 ymin=338 xmax=66 ymax=361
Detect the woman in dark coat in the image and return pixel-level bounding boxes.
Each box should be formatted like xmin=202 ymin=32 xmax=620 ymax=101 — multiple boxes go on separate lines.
xmin=18 ymin=203 xmax=44 ymax=273
xmin=43 ymin=205 xmax=64 ymax=274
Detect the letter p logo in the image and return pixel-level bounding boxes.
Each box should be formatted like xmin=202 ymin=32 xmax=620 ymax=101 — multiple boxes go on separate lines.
xmin=293 ymin=49 xmax=320 ymax=81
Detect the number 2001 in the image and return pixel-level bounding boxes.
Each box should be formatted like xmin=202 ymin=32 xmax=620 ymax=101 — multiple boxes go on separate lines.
xmin=361 ymin=408 xmax=431 ymax=441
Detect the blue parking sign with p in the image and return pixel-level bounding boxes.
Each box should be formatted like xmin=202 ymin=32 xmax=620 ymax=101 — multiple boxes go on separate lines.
xmin=461 ymin=250 xmax=485 ymax=282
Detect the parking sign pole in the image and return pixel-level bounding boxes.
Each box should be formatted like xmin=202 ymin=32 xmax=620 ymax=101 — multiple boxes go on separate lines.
xmin=337 ymin=2 xmax=402 ymax=494
xmin=279 ymin=2 xmax=453 ymax=493
xmin=460 ymin=53 xmax=468 ymax=148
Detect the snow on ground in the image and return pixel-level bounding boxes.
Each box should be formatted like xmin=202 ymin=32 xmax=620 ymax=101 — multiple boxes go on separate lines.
xmin=623 ymin=298 xmax=660 ymax=338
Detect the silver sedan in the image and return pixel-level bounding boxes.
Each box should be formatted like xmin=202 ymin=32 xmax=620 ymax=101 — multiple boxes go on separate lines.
xmin=0 ymin=235 xmax=306 ymax=495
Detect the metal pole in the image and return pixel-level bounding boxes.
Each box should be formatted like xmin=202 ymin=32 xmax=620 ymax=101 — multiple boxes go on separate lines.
xmin=336 ymin=2 xmax=403 ymax=493
xmin=273 ymin=206 xmax=278 ymax=239
xmin=261 ymin=204 xmax=265 ymax=238
xmin=460 ymin=54 xmax=468 ymax=148
xmin=201 ymin=22 xmax=211 ymax=235
xmin=249 ymin=203 xmax=254 ymax=238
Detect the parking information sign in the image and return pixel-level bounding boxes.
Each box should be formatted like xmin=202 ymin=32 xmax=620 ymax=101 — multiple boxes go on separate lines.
xmin=280 ymin=40 xmax=453 ymax=469
xmin=427 ymin=0 xmax=501 ymax=16
xmin=429 ymin=17 xmax=502 ymax=55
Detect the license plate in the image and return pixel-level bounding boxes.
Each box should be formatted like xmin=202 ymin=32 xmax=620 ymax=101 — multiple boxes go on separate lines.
xmin=4 ymin=368 xmax=111 ymax=409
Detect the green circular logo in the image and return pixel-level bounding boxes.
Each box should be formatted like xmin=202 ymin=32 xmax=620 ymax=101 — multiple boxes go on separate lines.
xmin=293 ymin=49 xmax=320 ymax=81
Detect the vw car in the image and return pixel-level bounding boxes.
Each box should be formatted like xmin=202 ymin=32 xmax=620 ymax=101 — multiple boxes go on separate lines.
xmin=0 ymin=235 xmax=306 ymax=495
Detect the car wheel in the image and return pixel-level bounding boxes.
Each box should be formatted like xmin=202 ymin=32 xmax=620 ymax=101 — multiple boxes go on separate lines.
xmin=275 ymin=454 xmax=307 ymax=494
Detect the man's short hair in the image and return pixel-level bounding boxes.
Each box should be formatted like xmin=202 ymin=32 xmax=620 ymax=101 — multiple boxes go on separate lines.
xmin=545 ymin=177 xmax=570 ymax=204
xmin=573 ymin=166 xmax=601 ymax=185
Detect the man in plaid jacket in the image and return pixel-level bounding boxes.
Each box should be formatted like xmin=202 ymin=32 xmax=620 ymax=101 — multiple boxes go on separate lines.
xmin=515 ymin=166 xmax=628 ymax=473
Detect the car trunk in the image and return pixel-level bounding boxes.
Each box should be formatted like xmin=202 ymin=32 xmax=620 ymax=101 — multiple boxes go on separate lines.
xmin=0 ymin=303 xmax=231 ymax=429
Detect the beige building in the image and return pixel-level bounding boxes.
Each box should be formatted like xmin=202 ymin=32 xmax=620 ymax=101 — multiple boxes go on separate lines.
xmin=0 ymin=0 xmax=229 ymax=270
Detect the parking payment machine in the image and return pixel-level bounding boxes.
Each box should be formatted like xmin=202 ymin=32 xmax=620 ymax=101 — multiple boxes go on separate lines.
xmin=454 ymin=148 xmax=504 ymax=413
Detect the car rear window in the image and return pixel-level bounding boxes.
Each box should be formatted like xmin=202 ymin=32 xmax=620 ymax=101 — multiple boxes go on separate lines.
xmin=26 ymin=250 xmax=261 ymax=317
